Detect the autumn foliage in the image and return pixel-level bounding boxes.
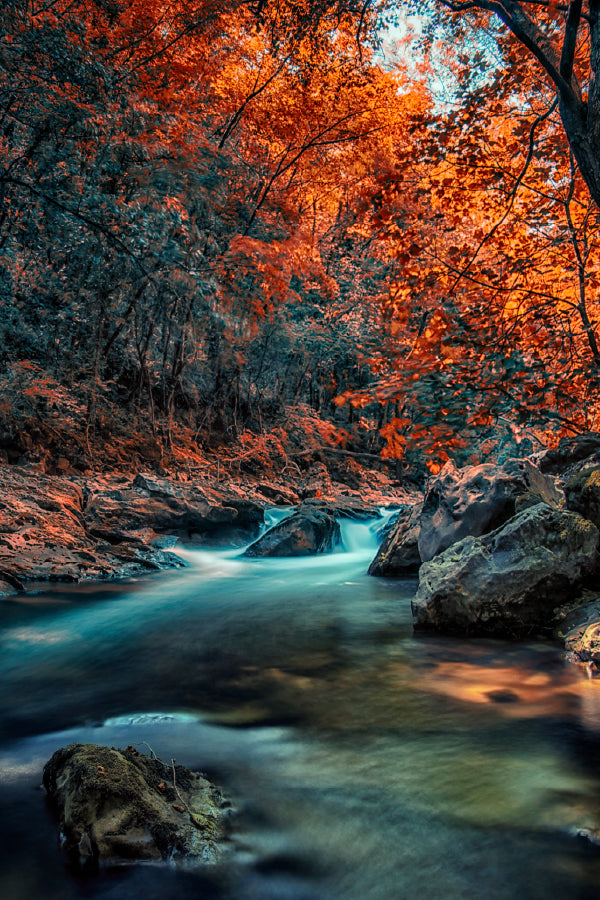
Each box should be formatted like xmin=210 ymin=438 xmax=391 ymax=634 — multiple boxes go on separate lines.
xmin=1 ymin=1 xmax=599 ymax=476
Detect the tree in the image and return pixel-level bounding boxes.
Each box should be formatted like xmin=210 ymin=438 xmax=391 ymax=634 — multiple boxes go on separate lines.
xmin=0 ymin=0 xmax=417 ymax=464
xmin=422 ymin=0 xmax=600 ymax=207
xmin=339 ymin=55 xmax=600 ymax=470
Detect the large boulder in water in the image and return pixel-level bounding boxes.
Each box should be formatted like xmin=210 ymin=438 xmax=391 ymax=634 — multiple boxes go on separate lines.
xmin=43 ymin=743 xmax=230 ymax=867
xmin=418 ymin=457 xmax=563 ymax=563
xmin=243 ymin=509 xmax=340 ymax=557
xmin=412 ymin=504 xmax=599 ymax=637
xmin=368 ymin=504 xmax=422 ymax=576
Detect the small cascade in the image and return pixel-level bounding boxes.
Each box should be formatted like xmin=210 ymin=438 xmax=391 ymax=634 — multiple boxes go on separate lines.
xmin=256 ymin=505 xmax=402 ymax=557
xmin=338 ymin=508 xmax=400 ymax=554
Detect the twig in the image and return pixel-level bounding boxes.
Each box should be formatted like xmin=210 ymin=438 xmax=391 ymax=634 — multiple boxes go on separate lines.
xmin=170 ymin=757 xmax=210 ymax=831
xmin=137 ymin=740 xmax=159 ymax=760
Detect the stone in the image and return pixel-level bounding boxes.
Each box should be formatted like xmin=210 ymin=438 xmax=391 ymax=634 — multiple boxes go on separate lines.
xmin=254 ymin=482 xmax=300 ymax=505
xmin=368 ymin=504 xmax=422 ymax=576
xmin=412 ymin=504 xmax=599 ymax=637
xmin=84 ymin=473 xmax=265 ymax=545
xmin=555 ymin=592 xmax=600 ymax=664
xmin=0 ymin=578 xmax=17 ymax=596
xmin=0 ymin=466 xmax=183 ymax=586
xmin=565 ymin=621 xmax=600 ymax=664
xmin=418 ymin=457 xmax=563 ymax=563
xmin=565 ymin=466 xmax=600 ymax=529
xmin=244 ymin=509 xmax=340 ymax=557
xmin=538 ymin=433 xmax=600 ymax=476
xmin=43 ymin=743 xmax=230 ymax=867
xmin=299 ymin=498 xmax=383 ymax=521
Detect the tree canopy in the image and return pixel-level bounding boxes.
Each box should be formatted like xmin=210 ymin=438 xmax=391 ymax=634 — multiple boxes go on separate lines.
xmin=0 ymin=0 xmax=598 ymax=476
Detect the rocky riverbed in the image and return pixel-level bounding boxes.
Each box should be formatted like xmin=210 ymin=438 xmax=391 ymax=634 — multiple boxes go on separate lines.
xmin=5 ymin=437 xmax=600 ymax=877
xmin=370 ymin=433 xmax=600 ymax=666
xmin=4 ymin=433 xmax=600 ymax=663
xmin=0 ymin=462 xmax=410 ymax=593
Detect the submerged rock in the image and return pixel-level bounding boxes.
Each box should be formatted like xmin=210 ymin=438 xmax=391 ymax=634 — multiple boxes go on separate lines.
xmin=412 ymin=504 xmax=599 ymax=637
xmin=244 ymin=509 xmax=340 ymax=557
xmin=43 ymin=743 xmax=230 ymax=867
xmin=417 ymin=457 xmax=563 ymax=563
xmin=368 ymin=504 xmax=422 ymax=576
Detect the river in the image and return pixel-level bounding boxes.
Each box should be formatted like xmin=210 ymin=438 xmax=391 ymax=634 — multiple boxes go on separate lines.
xmin=1 ymin=512 xmax=600 ymax=899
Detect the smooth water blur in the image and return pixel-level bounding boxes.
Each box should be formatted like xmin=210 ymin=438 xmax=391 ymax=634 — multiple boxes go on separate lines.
xmin=1 ymin=515 xmax=600 ymax=899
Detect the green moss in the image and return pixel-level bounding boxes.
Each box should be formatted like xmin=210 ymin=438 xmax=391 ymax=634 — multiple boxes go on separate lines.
xmin=568 ymin=466 xmax=600 ymax=492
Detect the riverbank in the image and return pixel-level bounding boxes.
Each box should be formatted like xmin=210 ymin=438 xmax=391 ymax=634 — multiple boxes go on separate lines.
xmin=3 ymin=431 xmax=600 ymax=671
xmin=0 ymin=460 xmax=418 ymax=593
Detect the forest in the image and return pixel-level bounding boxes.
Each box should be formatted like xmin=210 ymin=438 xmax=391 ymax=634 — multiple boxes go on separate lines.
xmin=1 ymin=0 xmax=599 ymax=479
xmin=6 ymin=5 xmax=600 ymax=898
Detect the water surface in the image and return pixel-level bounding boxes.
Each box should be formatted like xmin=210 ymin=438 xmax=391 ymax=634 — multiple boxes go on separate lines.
xmin=1 ymin=516 xmax=600 ymax=899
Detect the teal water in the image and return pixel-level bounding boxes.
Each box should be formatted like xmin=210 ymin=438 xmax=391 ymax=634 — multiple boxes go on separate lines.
xmin=1 ymin=516 xmax=600 ymax=899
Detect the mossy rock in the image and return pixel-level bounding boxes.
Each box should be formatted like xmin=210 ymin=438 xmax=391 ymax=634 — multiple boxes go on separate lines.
xmin=43 ymin=743 xmax=230 ymax=868
xmin=565 ymin=466 xmax=600 ymax=531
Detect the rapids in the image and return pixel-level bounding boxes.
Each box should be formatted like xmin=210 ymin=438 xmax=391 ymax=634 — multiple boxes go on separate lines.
xmin=1 ymin=511 xmax=600 ymax=899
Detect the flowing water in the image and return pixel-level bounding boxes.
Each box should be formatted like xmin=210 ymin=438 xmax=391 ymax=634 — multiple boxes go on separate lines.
xmin=2 ymin=514 xmax=600 ymax=899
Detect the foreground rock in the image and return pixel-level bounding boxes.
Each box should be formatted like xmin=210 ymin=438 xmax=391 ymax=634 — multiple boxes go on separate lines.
xmin=43 ymin=743 xmax=230 ymax=867
xmin=417 ymin=458 xmax=563 ymax=563
xmin=244 ymin=508 xmax=340 ymax=557
xmin=368 ymin=504 xmax=422 ymax=576
xmin=0 ymin=466 xmax=183 ymax=586
xmin=412 ymin=504 xmax=599 ymax=637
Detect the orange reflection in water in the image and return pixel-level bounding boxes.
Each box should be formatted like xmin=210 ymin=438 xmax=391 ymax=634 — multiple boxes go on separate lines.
xmin=418 ymin=658 xmax=600 ymax=727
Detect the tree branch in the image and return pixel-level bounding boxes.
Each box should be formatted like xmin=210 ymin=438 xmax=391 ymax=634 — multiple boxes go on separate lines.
xmin=447 ymin=97 xmax=558 ymax=294
xmin=2 ymin=175 xmax=154 ymax=280
xmin=560 ymin=0 xmax=583 ymax=82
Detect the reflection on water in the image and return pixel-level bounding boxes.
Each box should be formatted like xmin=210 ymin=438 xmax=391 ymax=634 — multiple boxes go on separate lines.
xmin=1 ymin=518 xmax=600 ymax=899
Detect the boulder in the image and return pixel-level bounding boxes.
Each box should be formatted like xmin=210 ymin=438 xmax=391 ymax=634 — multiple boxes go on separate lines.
xmin=0 ymin=466 xmax=183 ymax=585
xmin=244 ymin=509 xmax=340 ymax=557
xmin=43 ymin=743 xmax=229 ymax=867
xmin=418 ymin=457 xmax=563 ymax=563
xmin=412 ymin=504 xmax=599 ymax=637
xmin=368 ymin=504 xmax=422 ymax=576
xmin=84 ymin=473 xmax=264 ymax=545
xmin=538 ymin=433 xmax=600 ymax=476
xmin=565 ymin=466 xmax=600 ymax=529
xmin=299 ymin=498 xmax=383 ymax=521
